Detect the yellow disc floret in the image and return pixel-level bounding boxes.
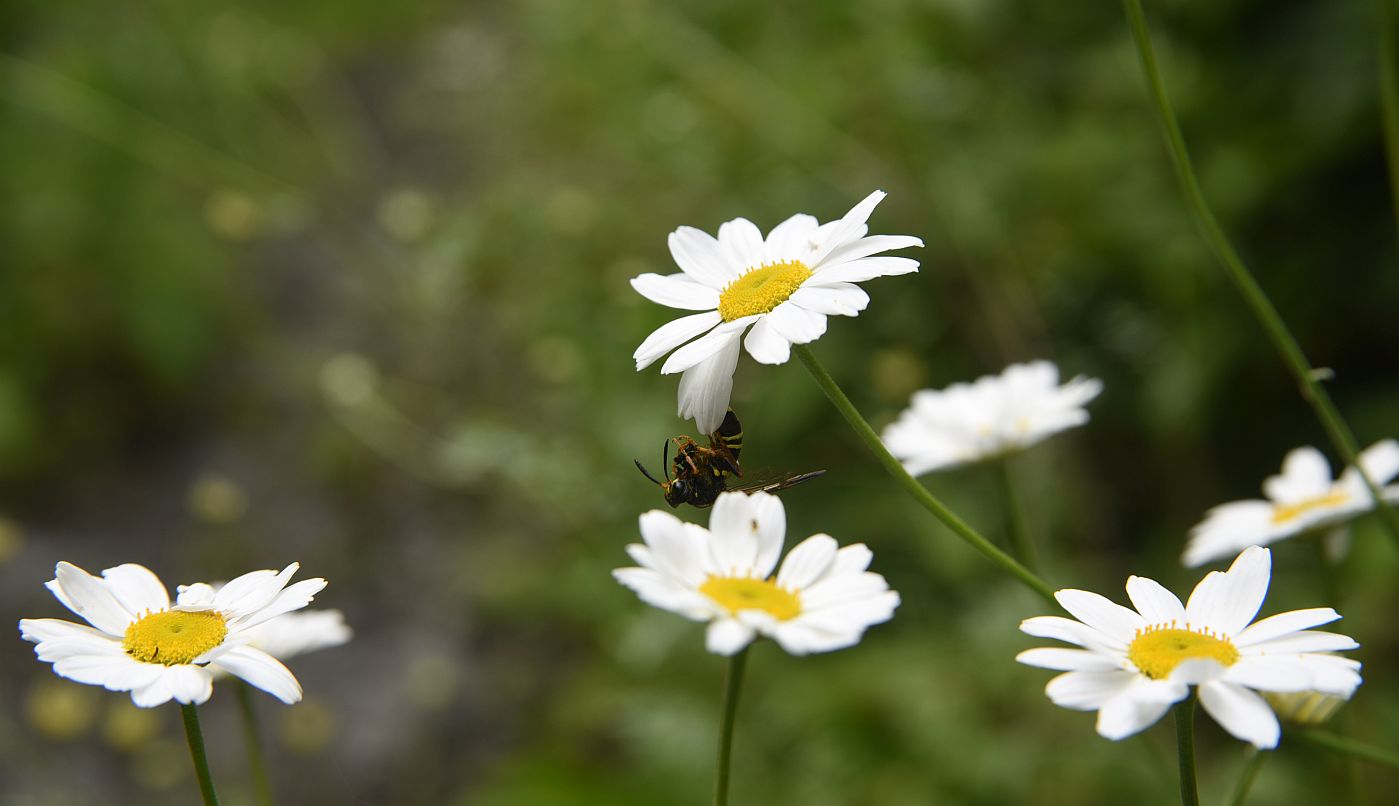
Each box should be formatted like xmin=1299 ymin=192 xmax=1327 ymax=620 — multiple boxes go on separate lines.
xmin=122 ymin=610 xmax=228 ymax=665
xmin=1271 ymin=491 xmax=1350 ymax=524
xmin=1127 ymin=624 xmax=1239 ymax=680
xmin=717 ymin=260 xmax=814 ymax=322
xmin=699 ymin=576 xmax=802 ymax=621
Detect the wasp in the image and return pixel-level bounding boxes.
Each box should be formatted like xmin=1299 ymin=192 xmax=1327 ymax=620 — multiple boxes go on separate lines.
xmin=634 ymin=409 xmax=825 ymax=508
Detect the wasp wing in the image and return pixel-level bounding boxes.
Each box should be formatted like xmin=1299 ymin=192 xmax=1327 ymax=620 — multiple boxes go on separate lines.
xmin=727 ymin=469 xmax=826 ymax=495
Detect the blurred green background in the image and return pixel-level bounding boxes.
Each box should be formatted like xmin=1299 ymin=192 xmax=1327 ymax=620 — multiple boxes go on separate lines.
xmin=3 ymin=0 xmax=1399 ymax=803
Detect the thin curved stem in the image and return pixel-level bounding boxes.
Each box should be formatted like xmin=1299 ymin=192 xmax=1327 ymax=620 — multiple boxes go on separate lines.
xmin=1120 ymin=0 xmax=1399 ymax=548
xmin=793 ymin=345 xmax=1056 ymax=604
xmin=714 ymin=647 xmax=750 ymax=806
xmin=1294 ymin=729 xmax=1399 ymax=771
xmin=236 ymin=681 xmax=274 ymax=806
xmin=1229 ymin=749 xmax=1268 ymax=806
xmin=998 ymin=458 xmax=1038 ymax=572
xmin=180 ymin=703 xmax=221 ymax=806
xmin=1174 ymin=692 xmax=1200 ymax=806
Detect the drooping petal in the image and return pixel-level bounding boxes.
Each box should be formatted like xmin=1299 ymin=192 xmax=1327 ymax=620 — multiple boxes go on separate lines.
xmin=676 ymin=333 xmax=742 ymax=435
xmin=1198 ymin=681 xmax=1281 ymax=749
xmin=765 ymin=302 xmax=827 ymax=346
xmin=743 ymin=315 xmax=791 ymax=365
xmin=660 ymin=318 xmax=752 ymax=375
xmin=634 ymin=311 xmax=723 ymax=371
xmin=705 ymin=618 xmax=756 ymax=656
xmin=210 ymin=645 xmax=302 ymax=704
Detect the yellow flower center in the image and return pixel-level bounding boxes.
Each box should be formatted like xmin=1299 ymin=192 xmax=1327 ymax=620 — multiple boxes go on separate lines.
xmin=699 ymin=576 xmax=802 ymax=621
xmin=717 ymin=261 xmax=813 ymax=322
xmin=122 ymin=610 xmax=228 ymax=665
xmin=1271 ymin=491 xmax=1351 ymax=524
xmin=1126 ymin=624 xmax=1239 ymax=680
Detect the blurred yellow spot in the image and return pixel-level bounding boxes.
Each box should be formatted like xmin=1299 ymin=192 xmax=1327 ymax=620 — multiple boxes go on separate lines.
xmin=26 ymin=679 xmax=99 ymax=740
xmin=188 ymin=473 xmax=249 ymax=525
xmin=700 ymin=576 xmax=801 ymax=621
xmin=103 ymin=700 xmax=162 ymax=750
xmin=279 ymin=697 xmax=334 ymax=754
xmin=1265 ymin=690 xmax=1347 ymax=725
xmin=0 ymin=514 xmax=24 ymax=564
xmin=132 ymin=739 xmax=187 ymax=790
xmin=320 ymin=353 xmax=379 ymax=407
xmin=205 ymin=190 xmax=263 ymax=241
xmin=378 ymin=189 xmax=434 ymax=242
xmin=547 ymin=186 xmax=597 ymax=235
xmin=406 ymin=654 xmax=459 ymax=710
xmin=718 ymin=261 xmax=812 ymax=322
xmin=123 ymin=611 xmax=228 ymax=665
xmin=1272 ymin=492 xmax=1350 ymax=524
xmin=868 ymin=350 xmax=927 ymax=403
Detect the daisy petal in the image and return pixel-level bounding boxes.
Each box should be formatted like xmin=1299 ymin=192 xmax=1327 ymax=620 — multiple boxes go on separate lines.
xmin=660 ymin=318 xmax=750 ymax=375
xmin=50 ymin=562 xmax=134 ymax=635
xmin=1234 ymin=608 xmax=1342 ymax=646
xmin=630 ymin=273 xmax=721 ymax=311
xmin=743 ymin=315 xmax=791 ymax=365
xmin=764 ymin=213 xmax=820 ymax=259
xmin=101 ymin=564 xmax=170 ymax=616
xmin=1202 ymin=546 xmax=1271 ymax=636
xmin=1096 ymin=688 xmax=1176 ymax=740
xmin=809 ymin=190 xmax=886 ymax=265
xmin=775 ymin=534 xmax=838 ymax=590
xmin=1198 ymin=681 xmax=1280 ymax=749
xmin=1043 ymin=669 xmax=1137 ymax=710
xmin=634 ymin=311 xmax=723 ymax=371
xmin=1016 ymin=647 xmax=1120 ymax=672
xmin=677 ymin=334 xmax=742 ymax=434
xmin=669 ymin=226 xmax=736 ymax=287
xmin=1054 ymin=589 xmax=1145 ymax=643
xmin=718 ymin=218 xmax=766 ymax=273
xmin=210 ymin=645 xmax=302 ymax=704
xmin=820 ymin=234 xmax=924 ymax=266
xmin=1125 ymin=576 xmax=1186 ymax=625
xmin=766 ymin=302 xmax=826 ymax=345
xmin=807 ymin=256 xmax=919 ymax=285
xmin=706 ymin=618 xmax=755 ymax=656
xmin=788 ymin=283 xmax=870 ymax=317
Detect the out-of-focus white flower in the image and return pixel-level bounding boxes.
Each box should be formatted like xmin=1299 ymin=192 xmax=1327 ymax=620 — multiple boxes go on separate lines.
xmin=631 ymin=190 xmax=922 ymax=433
xmin=1184 ymin=440 xmax=1399 ymax=567
xmin=20 ymin=562 xmax=327 ymax=707
xmin=881 ymin=361 xmax=1102 ymax=475
xmin=1017 ymin=546 xmax=1360 ymax=748
xmin=613 ymin=491 xmax=899 ymax=656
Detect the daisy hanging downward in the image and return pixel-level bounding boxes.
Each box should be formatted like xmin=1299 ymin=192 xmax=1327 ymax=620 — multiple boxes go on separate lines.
xmin=613 ymin=490 xmax=900 ymax=655
xmin=631 ymin=190 xmax=922 ymax=434
xmin=1184 ymin=439 xmax=1399 ymax=567
xmin=1016 ymin=546 xmax=1360 ymax=749
xmin=19 ymin=561 xmax=327 ymax=707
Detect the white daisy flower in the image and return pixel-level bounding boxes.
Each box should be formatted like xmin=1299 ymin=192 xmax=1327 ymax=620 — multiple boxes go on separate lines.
xmin=1183 ymin=440 xmax=1399 ymax=567
xmin=19 ymin=561 xmax=327 ymax=708
xmin=613 ymin=490 xmax=900 ymax=656
xmin=1016 ymin=546 xmax=1360 ymax=749
xmin=631 ymin=190 xmax=922 ymax=434
xmin=237 ymin=609 xmax=351 ymax=661
xmin=881 ymin=360 xmax=1103 ymax=475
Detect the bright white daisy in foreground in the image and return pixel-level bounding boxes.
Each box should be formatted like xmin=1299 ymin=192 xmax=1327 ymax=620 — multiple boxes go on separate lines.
xmin=613 ymin=491 xmax=900 ymax=655
xmin=631 ymin=190 xmax=922 ymax=434
xmin=882 ymin=360 xmax=1102 ymax=475
xmin=19 ymin=561 xmax=327 ymax=707
xmin=1183 ymin=440 xmax=1399 ymax=567
xmin=193 ymin=581 xmax=352 ymax=665
xmin=1017 ymin=546 xmax=1360 ymax=748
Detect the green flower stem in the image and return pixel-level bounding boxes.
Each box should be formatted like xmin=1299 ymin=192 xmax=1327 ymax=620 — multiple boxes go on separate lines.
xmin=1174 ymin=692 xmax=1200 ymax=806
xmin=713 ymin=647 xmax=750 ymax=806
xmin=997 ymin=458 xmax=1038 ymax=572
xmin=793 ymin=345 xmax=1056 ymax=604
xmin=180 ymin=702 xmax=221 ymax=806
xmin=1120 ymin=0 xmax=1399 ymax=548
xmin=1228 ymin=749 xmax=1268 ymax=806
xmin=1294 ymin=729 xmax=1399 ymax=772
xmin=236 ymin=681 xmax=274 ymax=806
xmin=1378 ymin=0 xmax=1399 ymax=241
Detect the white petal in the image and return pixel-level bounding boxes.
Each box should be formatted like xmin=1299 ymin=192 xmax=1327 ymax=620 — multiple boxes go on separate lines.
xmin=819 ymin=234 xmax=924 ymax=266
xmin=1054 ymin=589 xmax=1145 ymax=644
xmin=101 ymin=565 xmax=170 ymax=616
xmin=49 ymin=562 xmax=134 ymax=635
xmin=613 ymin=568 xmax=713 ymax=620
xmin=787 ymin=283 xmax=870 ymax=317
xmin=177 ymin=583 xmax=218 ymax=607
xmin=244 ymin=609 xmax=352 ymax=660
xmin=717 ymin=217 xmax=766 ymax=272
xmin=775 ymin=534 xmax=838 ymax=590
xmin=707 ymin=493 xmax=763 ymax=576
xmin=706 ymin=618 xmax=755 ymax=656
xmin=677 ymin=334 xmax=742 ymax=434
xmin=1224 ymin=656 xmax=1315 ymax=692
xmin=1263 ymin=447 xmax=1333 ymax=501
xmin=215 ymin=564 xmax=298 ymax=620
xmin=1043 ymin=669 xmax=1137 ymax=710
xmin=1096 ymin=686 xmax=1179 ymax=740
xmin=1198 ymin=546 xmax=1271 ymax=636
xmin=808 ymin=190 xmax=886 ymax=265
xmin=1016 ymin=647 xmax=1120 ymax=672
xmin=764 ymin=213 xmax=819 ymax=259
xmin=1242 ymin=630 xmax=1357 ymax=655
xmin=1198 ymin=681 xmax=1280 ymax=748
xmin=766 ymin=302 xmax=827 ymax=345
xmin=235 ymin=577 xmax=328 ymax=630
xmin=829 ymin=543 xmax=873 ymax=576
xmin=166 ymin=665 xmax=215 ymax=705
xmin=660 ymin=318 xmax=750 ymax=375
xmin=1356 ymin=439 xmax=1399 ymax=485
xmin=1182 ymin=501 xmax=1280 ymax=568
xmin=211 ymin=645 xmax=302 ymax=704
xmin=745 ymin=492 xmax=787 ymax=578
xmin=637 ymin=509 xmax=710 ymax=585
xmin=1019 ymin=615 xmax=1124 ymax=653
xmin=1125 ymin=576 xmax=1186 ymax=625
xmin=806 ymin=256 xmax=919 ymax=285
xmin=634 ymin=311 xmax=723 ymax=371
xmin=630 ymin=272 xmax=721 ymax=311
xmin=1234 ymin=608 xmax=1341 ymax=647
xmin=19 ymin=617 xmax=111 ymax=647
xmin=669 ymin=226 xmax=737 ymax=287
xmin=743 ymin=316 xmax=791 ymax=365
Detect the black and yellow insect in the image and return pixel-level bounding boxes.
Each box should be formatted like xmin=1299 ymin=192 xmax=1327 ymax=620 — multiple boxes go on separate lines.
xmin=635 ymin=410 xmax=825 ymax=508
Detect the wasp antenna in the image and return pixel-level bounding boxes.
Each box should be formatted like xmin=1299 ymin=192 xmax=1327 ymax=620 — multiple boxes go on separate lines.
xmin=634 ymin=459 xmax=664 ymax=487
xmin=662 ymin=441 xmax=672 ymax=481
